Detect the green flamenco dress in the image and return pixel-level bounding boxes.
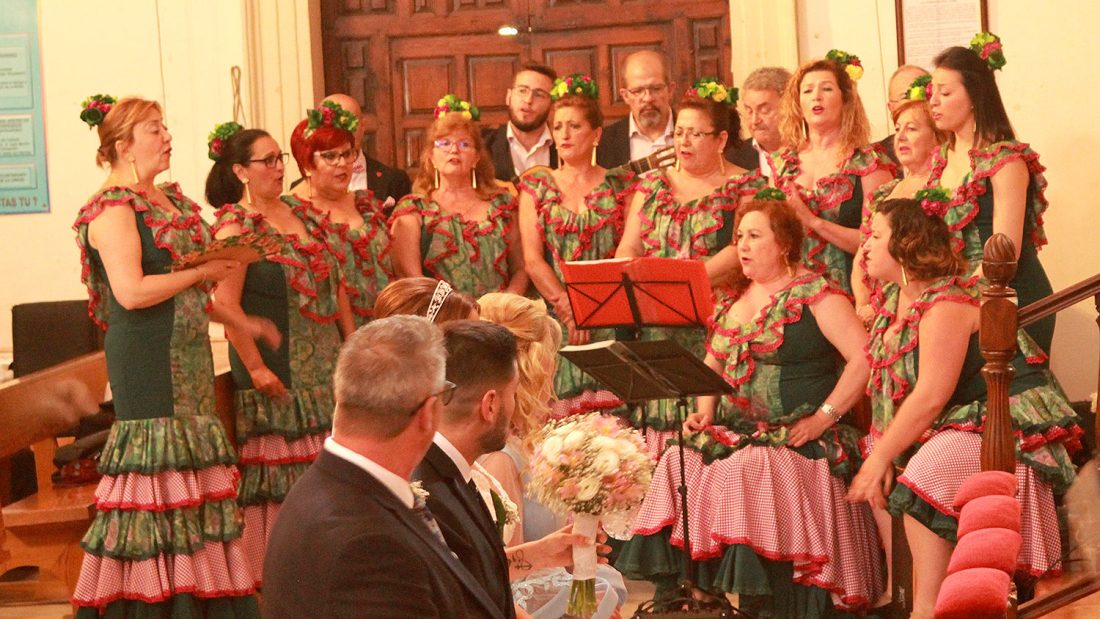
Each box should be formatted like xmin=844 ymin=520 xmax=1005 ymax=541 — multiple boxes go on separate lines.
xmin=929 ymin=140 xmax=1056 ymax=354
xmin=71 ymin=185 xmax=259 ymax=617
xmin=212 ymin=202 xmax=343 ymax=587
xmin=294 ymin=190 xmax=391 ymax=327
xmin=868 ymin=277 xmax=1080 ymax=576
xmin=624 ymin=168 xmax=766 ymax=441
xmin=618 ymin=273 xmax=884 ymax=617
xmin=391 ymin=190 xmax=519 ymax=297
xmin=518 ymin=166 xmax=635 ymax=415
xmin=771 ymin=145 xmax=897 ymax=293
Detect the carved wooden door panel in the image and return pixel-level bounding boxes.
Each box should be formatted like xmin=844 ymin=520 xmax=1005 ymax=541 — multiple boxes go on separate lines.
xmin=320 ymin=0 xmax=730 ymax=171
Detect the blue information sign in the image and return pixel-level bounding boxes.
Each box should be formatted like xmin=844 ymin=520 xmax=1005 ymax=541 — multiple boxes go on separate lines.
xmin=0 ymin=1 xmax=48 ymax=215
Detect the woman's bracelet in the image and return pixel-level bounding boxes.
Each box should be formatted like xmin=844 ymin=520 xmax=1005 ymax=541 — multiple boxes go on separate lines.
xmin=820 ymin=402 xmax=843 ymax=424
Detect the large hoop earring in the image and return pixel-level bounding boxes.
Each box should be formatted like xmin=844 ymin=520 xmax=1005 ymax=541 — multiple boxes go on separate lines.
xmin=128 ymin=157 xmax=139 ymax=184
xmin=243 ymin=178 xmax=254 ymax=206
xmin=901 ymin=266 xmax=910 ymax=287
xmin=433 ymin=167 xmax=440 ymax=190
xmin=471 ymin=169 xmax=477 ymax=190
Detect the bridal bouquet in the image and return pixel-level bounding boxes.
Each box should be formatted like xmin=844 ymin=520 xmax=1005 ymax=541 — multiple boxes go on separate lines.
xmin=528 ymin=413 xmax=654 ymax=618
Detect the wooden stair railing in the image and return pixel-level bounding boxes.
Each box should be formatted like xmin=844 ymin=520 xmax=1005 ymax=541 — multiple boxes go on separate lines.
xmin=979 ymin=233 xmax=1100 ymax=618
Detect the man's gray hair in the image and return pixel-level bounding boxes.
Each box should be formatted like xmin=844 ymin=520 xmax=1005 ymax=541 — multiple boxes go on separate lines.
xmin=742 ymin=67 xmax=793 ymax=94
xmin=333 ymin=315 xmax=446 ymax=437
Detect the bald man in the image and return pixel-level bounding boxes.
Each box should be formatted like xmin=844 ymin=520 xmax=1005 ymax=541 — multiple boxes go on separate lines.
xmin=595 ymin=50 xmax=677 ymax=169
xmin=295 ymin=93 xmax=412 ymax=212
xmin=875 ymin=65 xmax=929 ymax=169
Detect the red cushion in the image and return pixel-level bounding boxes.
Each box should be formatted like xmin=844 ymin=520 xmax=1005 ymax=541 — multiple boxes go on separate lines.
xmin=934 ymin=567 xmax=1011 ymax=618
xmin=952 ymin=470 xmax=1017 ymax=510
xmin=948 ymin=527 xmax=1021 ymax=575
xmin=957 ymin=495 xmax=1021 ymax=537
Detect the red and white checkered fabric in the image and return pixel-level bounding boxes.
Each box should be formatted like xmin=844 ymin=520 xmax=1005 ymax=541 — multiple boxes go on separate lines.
xmin=550 ymin=390 xmax=625 ymax=419
xmin=94 ymin=466 xmax=239 ymax=511
xmin=237 ymin=432 xmax=327 ymax=465
xmin=242 ymin=503 xmax=282 ymax=587
xmin=71 ymin=540 xmax=255 ymax=608
xmin=896 ymin=429 xmax=1062 ymax=577
xmin=632 ymin=444 xmax=885 ymax=611
xmin=643 ymin=428 xmax=678 ymax=460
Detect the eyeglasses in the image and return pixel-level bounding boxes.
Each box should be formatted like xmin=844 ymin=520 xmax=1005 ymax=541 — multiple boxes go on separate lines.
xmin=625 ymin=84 xmax=668 ymax=98
xmin=433 ymin=138 xmax=474 ymax=152
xmin=512 ymin=85 xmax=551 ymax=101
xmin=405 ymin=380 xmax=457 ymax=416
xmin=315 ymin=148 xmax=357 ymax=165
xmin=247 ymin=152 xmax=290 ymax=169
xmin=673 ymin=127 xmax=718 ymax=140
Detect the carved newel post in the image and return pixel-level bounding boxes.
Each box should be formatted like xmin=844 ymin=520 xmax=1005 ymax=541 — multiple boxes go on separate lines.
xmin=979 ymin=234 xmax=1019 ymax=473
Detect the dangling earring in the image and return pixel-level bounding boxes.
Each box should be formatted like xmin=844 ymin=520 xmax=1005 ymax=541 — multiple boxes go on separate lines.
xmin=901 ymin=266 xmax=910 ymax=287
xmin=471 ymin=169 xmax=478 ymax=190
xmin=674 ymin=158 xmax=682 ymax=172
xmin=591 ymin=144 xmax=598 ymax=167
xmin=719 ymin=156 xmax=726 ymax=175
xmin=784 ymin=255 xmax=795 ymax=278
xmin=128 ymin=157 xmax=139 ymax=184
xmin=433 ymin=167 xmax=440 ymax=190
xmin=305 ymin=172 xmax=313 ymax=199
xmin=242 ymin=178 xmax=254 ymax=206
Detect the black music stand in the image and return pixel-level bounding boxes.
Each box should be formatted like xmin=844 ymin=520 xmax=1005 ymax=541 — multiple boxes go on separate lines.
xmin=561 ymin=342 xmax=749 ymax=618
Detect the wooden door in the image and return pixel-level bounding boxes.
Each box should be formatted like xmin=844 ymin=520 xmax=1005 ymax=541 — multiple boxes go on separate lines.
xmin=320 ymin=0 xmax=730 ymax=171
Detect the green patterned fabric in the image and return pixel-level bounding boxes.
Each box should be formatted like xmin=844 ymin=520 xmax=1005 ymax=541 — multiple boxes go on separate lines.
xmin=624 ymin=168 xmax=767 ymax=431
xmin=96 ymin=416 xmax=239 ymax=475
xmin=867 ymin=277 xmax=1079 ymax=492
xmin=292 ymin=190 xmax=391 ymax=327
xmin=771 ymin=145 xmax=896 ymax=293
xmin=519 ymin=166 xmax=635 ymax=399
xmin=391 ymin=190 xmax=518 ymax=297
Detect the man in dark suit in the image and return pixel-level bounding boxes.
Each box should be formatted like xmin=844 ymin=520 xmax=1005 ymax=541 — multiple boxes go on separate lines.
xmin=727 ymin=66 xmax=792 ymax=178
xmin=415 ymin=320 xmax=599 ymax=619
xmin=317 ymin=93 xmax=412 ymax=210
xmin=263 ymin=316 xmax=503 ymax=619
xmin=483 ymin=62 xmax=559 ymax=183
xmin=596 ymin=50 xmax=677 ymax=170
xmin=874 ymin=65 xmax=929 ymax=170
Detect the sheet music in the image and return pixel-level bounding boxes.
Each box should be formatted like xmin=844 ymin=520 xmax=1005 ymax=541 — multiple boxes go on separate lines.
xmin=901 ymin=0 xmax=984 ymax=69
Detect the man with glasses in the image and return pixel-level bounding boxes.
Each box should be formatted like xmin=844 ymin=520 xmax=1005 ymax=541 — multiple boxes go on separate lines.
xmin=484 ymin=62 xmax=559 ymax=182
xmin=263 ymin=316 xmax=504 ymax=618
xmin=596 ymin=50 xmax=677 ymax=168
xmin=875 ymin=65 xmax=929 ymax=170
xmin=415 ymin=320 xmax=600 ymax=619
xmin=727 ymin=66 xmax=792 ymax=179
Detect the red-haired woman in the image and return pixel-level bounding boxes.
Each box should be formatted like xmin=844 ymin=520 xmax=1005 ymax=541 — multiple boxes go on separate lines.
xmin=390 ymin=96 xmax=528 ymax=297
xmin=517 ymin=74 xmax=635 ymax=415
xmin=290 ymin=101 xmax=391 ymax=329
xmin=619 ymin=193 xmax=883 ymax=616
xmin=772 ymin=55 xmax=895 ymax=296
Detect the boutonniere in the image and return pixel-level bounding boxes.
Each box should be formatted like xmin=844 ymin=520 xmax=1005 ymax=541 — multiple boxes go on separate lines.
xmin=410 ymin=480 xmax=430 ymax=502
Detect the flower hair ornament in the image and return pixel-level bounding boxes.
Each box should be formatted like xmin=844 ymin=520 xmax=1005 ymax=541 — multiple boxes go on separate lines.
xmin=434 ymin=94 xmax=480 ymax=121
xmin=754 ymin=187 xmax=787 ymax=201
xmin=905 ymin=75 xmax=933 ymax=102
xmin=685 ymin=77 xmax=737 ymax=107
xmin=550 ymin=74 xmax=598 ymax=101
xmin=970 ymin=32 xmax=1006 ymax=71
xmin=915 ymin=187 xmax=951 ymax=218
xmin=80 ymin=94 xmax=117 ymax=128
xmin=825 ymin=49 xmax=864 ymax=81
xmin=425 ymin=279 xmax=454 ymax=323
xmin=305 ymin=100 xmax=359 ymax=139
xmin=207 ymin=121 xmax=244 ymax=161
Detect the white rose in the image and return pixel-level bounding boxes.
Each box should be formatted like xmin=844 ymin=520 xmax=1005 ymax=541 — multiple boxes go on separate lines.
xmin=541 ymin=436 xmax=563 ymax=461
xmin=591 ymin=435 xmax=616 ymax=452
xmin=593 ymin=450 xmax=620 ymax=475
xmin=562 ymin=429 xmax=588 ymax=452
xmin=577 ymin=477 xmax=601 ymax=502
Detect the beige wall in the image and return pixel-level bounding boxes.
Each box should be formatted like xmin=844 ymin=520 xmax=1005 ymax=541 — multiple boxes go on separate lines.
xmin=3 ymin=1 xmax=1097 ymax=399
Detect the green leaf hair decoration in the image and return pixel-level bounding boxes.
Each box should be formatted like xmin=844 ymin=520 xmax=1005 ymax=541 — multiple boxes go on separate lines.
xmin=685 ymin=77 xmax=737 ymax=107
xmin=433 ymin=94 xmax=480 ymax=121
xmin=970 ymin=32 xmax=1006 ymax=71
xmin=79 ymin=94 xmax=118 ymax=128
xmin=550 ymin=74 xmax=598 ymax=101
xmin=825 ymin=49 xmax=864 ymax=81
xmin=207 ymin=121 xmax=244 ymax=161
xmin=305 ymin=100 xmax=359 ymax=139
xmin=754 ymin=187 xmax=787 ymax=201
xmin=905 ymin=75 xmax=933 ymax=102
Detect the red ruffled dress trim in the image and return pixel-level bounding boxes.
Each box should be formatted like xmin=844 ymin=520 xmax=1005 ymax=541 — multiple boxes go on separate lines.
xmin=635 ymin=169 xmax=741 ymax=259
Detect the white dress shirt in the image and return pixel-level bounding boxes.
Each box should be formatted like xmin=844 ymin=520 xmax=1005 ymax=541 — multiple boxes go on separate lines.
xmin=628 ymin=112 xmax=675 ymax=162
xmin=433 ymin=432 xmax=473 ymax=483
xmin=507 ymin=123 xmax=554 ymax=175
xmin=753 ymin=139 xmax=775 ymax=180
xmin=349 ymin=151 xmax=369 ymax=192
xmin=323 ymin=436 xmax=414 ymax=509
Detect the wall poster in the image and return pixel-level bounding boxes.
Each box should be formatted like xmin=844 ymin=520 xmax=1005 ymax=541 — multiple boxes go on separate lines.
xmin=0 ymin=0 xmax=48 ymax=215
